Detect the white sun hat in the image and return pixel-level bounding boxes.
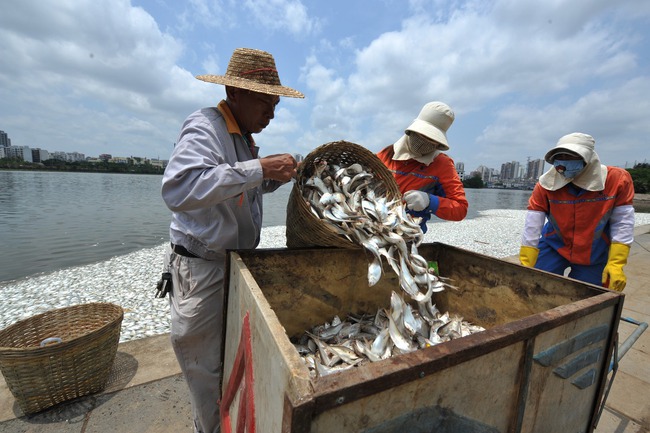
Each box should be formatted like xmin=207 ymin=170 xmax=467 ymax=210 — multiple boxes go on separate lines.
xmin=539 ymin=132 xmax=607 ymax=191
xmin=405 ymin=101 xmax=454 ymax=151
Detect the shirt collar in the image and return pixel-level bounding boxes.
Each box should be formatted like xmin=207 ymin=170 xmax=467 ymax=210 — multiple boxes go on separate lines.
xmin=217 ymin=100 xmax=258 ymax=156
xmin=217 ymin=100 xmax=241 ymax=135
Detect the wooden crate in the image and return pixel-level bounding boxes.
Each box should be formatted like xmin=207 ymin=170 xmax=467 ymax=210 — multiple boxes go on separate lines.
xmin=222 ymin=243 xmax=623 ymax=433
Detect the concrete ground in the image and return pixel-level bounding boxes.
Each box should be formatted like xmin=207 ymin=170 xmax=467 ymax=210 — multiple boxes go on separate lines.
xmin=1 ymin=226 xmax=648 ymax=433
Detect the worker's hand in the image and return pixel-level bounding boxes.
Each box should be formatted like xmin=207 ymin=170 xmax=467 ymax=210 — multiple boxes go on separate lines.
xmin=519 ymin=246 xmax=539 ymax=267
xmin=403 ymin=190 xmax=430 ymax=212
xmin=260 ymin=154 xmax=298 ymax=182
xmin=602 ymin=242 xmax=630 ymax=291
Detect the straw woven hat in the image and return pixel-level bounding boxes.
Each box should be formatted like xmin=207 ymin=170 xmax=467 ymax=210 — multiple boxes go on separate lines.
xmin=196 ymin=48 xmax=304 ymax=98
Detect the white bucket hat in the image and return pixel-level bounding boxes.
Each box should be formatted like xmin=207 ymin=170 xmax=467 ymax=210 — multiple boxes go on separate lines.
xmin=393 ymin=101 xmax=454 ymax=164
xmin=405 ymin=101 xmax=454 ymax=151
xmin=539 ymin=132 xmax=607 ymax=191
xmin=544 ymin=132 xmax=595 ymax=164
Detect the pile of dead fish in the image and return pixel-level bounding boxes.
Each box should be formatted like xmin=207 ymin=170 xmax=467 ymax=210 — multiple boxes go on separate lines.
xmin=293 ymin=291 xmax=485 ymax=378
xmin=302 ymin=158 xmax=445 ymax=303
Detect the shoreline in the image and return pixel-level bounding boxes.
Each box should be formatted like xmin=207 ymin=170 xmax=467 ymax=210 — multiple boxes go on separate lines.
xmin=634 ymin=193 xmax=650 ymax=213
xmin=2 ymin=209 xmax=650 ymax=342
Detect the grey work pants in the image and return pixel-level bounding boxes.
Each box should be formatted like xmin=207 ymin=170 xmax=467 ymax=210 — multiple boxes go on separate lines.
xmin=167 ymin=247 xmax=225 ymax=433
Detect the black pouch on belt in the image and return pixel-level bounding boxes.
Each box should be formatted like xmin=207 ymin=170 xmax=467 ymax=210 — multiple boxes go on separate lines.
xmin=155 ymin=272 xmax=173 ymax=298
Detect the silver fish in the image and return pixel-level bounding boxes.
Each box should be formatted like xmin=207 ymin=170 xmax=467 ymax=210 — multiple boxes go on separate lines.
xmin=368 ymin=257 xmax=383 ymax=287
xmin=329 ymin=344 xmax=362 ymax=365
xmin=386 ymin=308 xmax=416 ymax=352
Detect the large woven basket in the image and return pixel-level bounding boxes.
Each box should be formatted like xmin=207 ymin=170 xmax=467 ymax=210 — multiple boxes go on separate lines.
xmin=286 ymin=140 xmax=401 ymax=248
xmin=0 ymin=302 xmax=123 ymax=415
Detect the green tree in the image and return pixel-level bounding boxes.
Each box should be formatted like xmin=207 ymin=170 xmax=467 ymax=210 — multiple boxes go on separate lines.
xmin=1 ymin=158 xmax=164 ymax=175
xmin=627 ymin=163 xmax=650 ymax=194
xmin=463 ymin=174 xmax=485 ymax=189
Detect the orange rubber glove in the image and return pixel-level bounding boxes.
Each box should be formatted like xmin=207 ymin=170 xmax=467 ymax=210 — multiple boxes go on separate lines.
xmin=519 ymin=246 xmax=539 ymax=267
xmin=602 ymin=242 xmax=630 ymax=291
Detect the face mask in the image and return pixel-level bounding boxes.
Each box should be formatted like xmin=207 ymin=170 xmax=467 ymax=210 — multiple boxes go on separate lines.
xmin=406 ymin=132 xmax=439 ymax=156
xmin=553 ymin=159 xmax=585 ymax=179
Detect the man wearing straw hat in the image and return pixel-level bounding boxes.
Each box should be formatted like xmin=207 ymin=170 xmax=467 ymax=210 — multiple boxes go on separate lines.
xmin=161 ymin=47 xmax=304 ymax=433
xmin=378 ymin=101 xmax=468 ymax=233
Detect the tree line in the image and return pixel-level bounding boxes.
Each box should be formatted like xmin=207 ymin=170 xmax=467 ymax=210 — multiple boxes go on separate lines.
xmin=0 ymin=158 xmax=165 ymax=174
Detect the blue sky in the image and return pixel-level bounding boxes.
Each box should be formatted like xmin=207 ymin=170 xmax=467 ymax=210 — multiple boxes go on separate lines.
xmin=1 ymin=0 xmax=649 ymax=172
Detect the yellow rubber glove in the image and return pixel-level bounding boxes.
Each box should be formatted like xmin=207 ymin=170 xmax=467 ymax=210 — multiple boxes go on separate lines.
xmin=519 ymin=246 xmax=539 ymax=267
xmin=602 ymin=242 xmax=630 ymax=291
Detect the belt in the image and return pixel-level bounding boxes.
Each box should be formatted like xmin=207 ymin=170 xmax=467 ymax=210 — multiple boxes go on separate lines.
xmin=171 ymin=243 xmax=200 ymax=258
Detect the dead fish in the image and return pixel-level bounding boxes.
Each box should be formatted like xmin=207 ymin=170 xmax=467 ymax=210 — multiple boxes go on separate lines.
xmin=368 ymin=257 xmax=383 ymax=287
xmin=329 ymin=344 xmax=362 ymax=365
xmin=386 ymin=308 xmax=416 ymax=352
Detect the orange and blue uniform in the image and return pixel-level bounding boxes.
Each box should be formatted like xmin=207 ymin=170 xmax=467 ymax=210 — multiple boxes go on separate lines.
xmin=378 ymin=145 xmax=468 ymax=231
xmin=527 ymin=166 xmax=634 ymax=283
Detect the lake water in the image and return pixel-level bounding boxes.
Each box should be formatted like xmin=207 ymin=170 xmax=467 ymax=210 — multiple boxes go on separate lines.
xmin=0 ymin=170 xmax=532 ymax=283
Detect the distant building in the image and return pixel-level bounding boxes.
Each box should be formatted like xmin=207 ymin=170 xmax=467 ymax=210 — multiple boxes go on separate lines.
xmin=455 ymin=162 xmax=466 ymax=181
xmin=471 ymin=165 xmax=498 ymax=184
xmin=500 ymin=160 xmax=526 ymax=180
xmin=67 ymin=152 xmax=85 ymax=162
xmin=31 ymin=148 xmax=50 ymax=163
xmin=150 ymin=159 xmax=167 ymax=169
xmin=51 ymin=151 xmax=67 ymax=161
xmin=526 ymin=158 xmax=545 ymax=180
xmin=0 ymin=130 xmax=10 ymax=147
xmin=6 ymin=146 xmax=33 ymax=162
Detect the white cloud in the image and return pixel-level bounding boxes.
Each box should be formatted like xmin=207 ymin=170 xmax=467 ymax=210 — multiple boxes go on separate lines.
xmin=0 ymin=0 xmax=206 ymax=158
xmin=298 ymin=0 xmax=649 ymax=169
xmin=477 ymin=76 xmax=650 ymax=166
xmin=243 ymin=0 xmax=321 ymax=36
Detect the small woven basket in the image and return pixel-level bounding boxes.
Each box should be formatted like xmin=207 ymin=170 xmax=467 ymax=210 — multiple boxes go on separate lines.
xmin=286 ymin=140 xmax=401 ymax=248
xmin=0 ymin=302 xmax=123 ymax=415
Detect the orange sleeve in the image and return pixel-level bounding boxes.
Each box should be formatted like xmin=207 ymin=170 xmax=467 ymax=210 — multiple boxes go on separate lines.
xmin=527 ymin=182 xmax=549 ymax=213
xmin=434 ymin=155 xmax=468 ymax=221
xmin=612 ymin=167 xmax=635 ymax=207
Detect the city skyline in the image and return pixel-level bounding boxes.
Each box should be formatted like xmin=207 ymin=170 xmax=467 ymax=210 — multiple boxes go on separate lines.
xmin=2 ymin=128 xmax=550 ymax=178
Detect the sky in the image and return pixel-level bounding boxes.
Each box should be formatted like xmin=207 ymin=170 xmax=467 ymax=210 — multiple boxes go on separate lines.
xmin=1 ymin=0 xmax=649 ymax=173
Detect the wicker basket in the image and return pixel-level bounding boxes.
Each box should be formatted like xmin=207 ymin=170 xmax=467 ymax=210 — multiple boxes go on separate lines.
xmin=0 ymin=302 xmax=123 ymax=415
xmin=286 ymin=140 xmax=401 ymax=248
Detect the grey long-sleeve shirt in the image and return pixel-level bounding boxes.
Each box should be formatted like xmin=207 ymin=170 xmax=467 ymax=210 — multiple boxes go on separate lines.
xmin=161 ymin=101 xmax=283 ymax=261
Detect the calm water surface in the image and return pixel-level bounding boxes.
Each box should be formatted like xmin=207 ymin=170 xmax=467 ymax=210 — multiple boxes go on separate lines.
xmin=0 ymin=170 xmax=532 ymax=282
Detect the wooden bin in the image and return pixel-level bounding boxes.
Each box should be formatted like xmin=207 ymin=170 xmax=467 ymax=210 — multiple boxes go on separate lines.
xmin=222 ymin=243 xmax=623 ymax=433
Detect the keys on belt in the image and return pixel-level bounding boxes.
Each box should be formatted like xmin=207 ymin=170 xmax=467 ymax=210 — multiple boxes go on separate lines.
xmin=155 ymin=244 xmax=199 ymax=299
xmin=155 ymin=272 xmax=172 ymax=298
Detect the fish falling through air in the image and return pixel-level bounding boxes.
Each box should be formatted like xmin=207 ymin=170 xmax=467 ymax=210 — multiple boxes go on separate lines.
xmin=302 ymin=157 xmax=446 ymax=304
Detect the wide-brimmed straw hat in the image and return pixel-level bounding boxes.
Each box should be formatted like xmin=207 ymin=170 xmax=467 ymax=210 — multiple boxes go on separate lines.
xmin=196 ymin=48 xmax=304 ymax=98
